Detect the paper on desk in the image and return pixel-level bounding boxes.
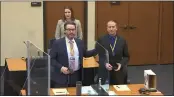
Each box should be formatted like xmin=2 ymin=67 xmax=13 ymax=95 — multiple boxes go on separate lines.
xmin=52 ymin=88 xmax=69 ymax=95
xmin=113 ymin=85 xmax=131 ymax=91
xmin=82 ymin=86 xmax=97 ymax=95
xmin=108 ymin=91 xmax=117 ymax=95
xmin=101 ymin=84 xmax=110 ymax=92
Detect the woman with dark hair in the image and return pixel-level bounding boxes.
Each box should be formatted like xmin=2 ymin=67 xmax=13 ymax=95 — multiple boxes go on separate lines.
xmin=55 ymin=6 xmax=83 ymax=40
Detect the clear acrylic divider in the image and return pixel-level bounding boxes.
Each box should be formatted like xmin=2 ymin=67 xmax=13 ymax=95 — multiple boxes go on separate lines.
xmin=0 ymin=64 xmax=7 ymax=96
xmin=21 ymin=40 xmax=50 ymax=96
xmin=90 ymin=42 xmax=110 ymax=95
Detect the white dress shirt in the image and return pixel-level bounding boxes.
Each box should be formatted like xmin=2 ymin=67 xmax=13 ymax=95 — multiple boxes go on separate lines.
xmin=65 ymin=37 xmax=80 ymax=71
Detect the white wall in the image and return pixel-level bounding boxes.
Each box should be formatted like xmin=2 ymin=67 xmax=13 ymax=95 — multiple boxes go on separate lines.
xmin=1 ymin=2 xmax=43 ymax=66
xmin=0 ymin=1 xmax=96 ymax=66
xmin=87 ymin=1 xmax=95 ymax=50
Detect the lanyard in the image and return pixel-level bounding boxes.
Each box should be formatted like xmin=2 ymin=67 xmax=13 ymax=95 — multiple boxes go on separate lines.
xmin=110 ymin=37 xmax=117 ymax=54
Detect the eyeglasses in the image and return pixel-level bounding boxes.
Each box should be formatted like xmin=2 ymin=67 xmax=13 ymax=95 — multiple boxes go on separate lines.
xmin=66 ymin=29 xmax=75 ymax=32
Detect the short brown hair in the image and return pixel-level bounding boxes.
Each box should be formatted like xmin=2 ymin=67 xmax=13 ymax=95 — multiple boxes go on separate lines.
xmin=107 ymin=20 xmax=118 ymax=26
xmin=64 ymin=21 xmax=76 ymax=30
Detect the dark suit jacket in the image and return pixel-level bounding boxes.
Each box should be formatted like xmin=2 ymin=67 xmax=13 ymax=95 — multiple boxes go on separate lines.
xmin=50 ymin=37 xmax=95 ymax=85
xmin=95 ymin=34 xmax=130 ymax=82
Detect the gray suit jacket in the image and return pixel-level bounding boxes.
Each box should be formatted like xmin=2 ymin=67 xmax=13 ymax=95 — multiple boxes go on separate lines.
xmin=55 ymin=19 xmax=83 ymax=40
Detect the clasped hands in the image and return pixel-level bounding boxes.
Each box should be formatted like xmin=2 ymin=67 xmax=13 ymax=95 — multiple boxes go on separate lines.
xmin=60 ymin=66 xmax=71 ymax=74
xmin=105 ymin=63 xmax=121 ymax=71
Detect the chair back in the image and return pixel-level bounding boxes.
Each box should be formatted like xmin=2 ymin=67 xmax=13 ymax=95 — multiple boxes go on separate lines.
xmin=48 ymin=38 xmax=56 ymax=54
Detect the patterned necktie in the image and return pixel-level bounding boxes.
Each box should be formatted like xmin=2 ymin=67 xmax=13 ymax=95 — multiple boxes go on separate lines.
xmin=69 ymin=40 xmax=75 ymax=71
xmin=69 ymin=40 xmax=74 ymax=56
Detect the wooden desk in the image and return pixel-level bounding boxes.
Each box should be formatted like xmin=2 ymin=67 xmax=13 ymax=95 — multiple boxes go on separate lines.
xmin=20 ymin=84 xmax=163 ymax=96
xmin=4 ymin=58 xmax=27 ymax=95
xmin=83 ymin=57 xmax=99 ymax=68
xmin=6 ymin=58 xmax=26 ymax=71
xmin=6 ymin=57 xmax=98 ymax=70
xmin=5 ymin=57 xmax=99 ymax=90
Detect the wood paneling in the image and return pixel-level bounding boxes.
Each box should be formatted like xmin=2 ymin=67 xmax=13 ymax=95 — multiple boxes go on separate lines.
xmin=160 ymin=2 xmax=174 ymax=64
xmin=0 ymin=1 xmax=1 ymax=66
xmin=96 ymin=1 xmax=173 ymax=65
xmin=128 ymin=2 xmax=160 ymax=65
xmin=96 ymin=1 xmax=129 ymax=40
xmin=44 ymin=1 xmax=85 ymax=51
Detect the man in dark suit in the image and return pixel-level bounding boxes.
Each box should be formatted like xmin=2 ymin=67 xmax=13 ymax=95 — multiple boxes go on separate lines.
xmin=95 ymin=20 xmax=130 ymax=85
xmin=50 ymin=21 xmax=95 ymax=88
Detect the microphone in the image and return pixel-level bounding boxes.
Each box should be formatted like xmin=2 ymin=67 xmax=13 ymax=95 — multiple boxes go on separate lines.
xmin=94 ymin=74 xmax=98 ymax=84
xmin=23 ymin=41 xmax=30 ymax=49
xmin=23 ymin=41 xmax=27 ymax=46
xmin=95 ymin=41 xmax=109 ymax=63
xmin=37 ymin=51 xmax=40 ymax=56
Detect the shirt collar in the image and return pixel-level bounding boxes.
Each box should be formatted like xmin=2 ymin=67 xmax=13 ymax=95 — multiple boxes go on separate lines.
xmin=65 ymin=36 xmax=75 ymax=43
xmin=108 ymin=34 xmax=117 ymax=40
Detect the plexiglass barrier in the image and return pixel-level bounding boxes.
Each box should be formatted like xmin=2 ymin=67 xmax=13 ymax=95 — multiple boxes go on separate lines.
xmin=0 ymin=64 xmax=7 ymax=95
xmin=22 ymin=41 xmax=50 ymax=96
xmin=90 ymin=42 xmax=110 ymax=95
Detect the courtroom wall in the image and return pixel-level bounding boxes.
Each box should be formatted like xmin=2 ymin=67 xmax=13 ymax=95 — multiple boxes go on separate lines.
xmin=87 ymin=2 xmax=95 ymax=50
xmin=1 ymin=2 xmax=43 ymax=66
xmin=0 ymin=2 xmax=1 ymax=66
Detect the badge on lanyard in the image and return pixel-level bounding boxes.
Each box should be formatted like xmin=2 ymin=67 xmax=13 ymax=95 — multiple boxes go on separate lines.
xmin=69 ymin=56 xmax=75 ymax=71
xmin=110 ymin=37 xmax=117 ymax=56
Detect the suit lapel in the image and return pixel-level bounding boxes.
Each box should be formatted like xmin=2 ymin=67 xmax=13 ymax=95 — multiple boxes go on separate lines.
xmin=62 ymin=37 xmax=69 ymax=66
xmin=105 ymin=35 xmax=113 ymax=54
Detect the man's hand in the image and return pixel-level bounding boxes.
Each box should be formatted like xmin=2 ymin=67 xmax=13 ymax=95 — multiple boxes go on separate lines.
xmin=114 ymin=63 xmax=121 ymax=71
xmin=105 ymin=63 xmax=113 ymax=71
xmin=60 ymin=66 xmax=70 ymax=74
